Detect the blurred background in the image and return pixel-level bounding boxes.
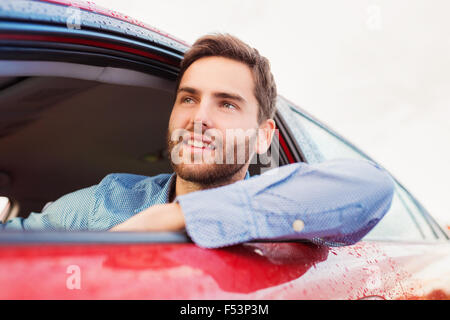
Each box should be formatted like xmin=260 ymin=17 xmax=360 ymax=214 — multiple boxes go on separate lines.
xmin=91 ymin=0 xmax=450 ymax=227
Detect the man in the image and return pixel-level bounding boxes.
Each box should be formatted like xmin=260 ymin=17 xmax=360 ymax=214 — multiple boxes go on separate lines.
xmin=0 ymin=34 xmax=394 ymax=248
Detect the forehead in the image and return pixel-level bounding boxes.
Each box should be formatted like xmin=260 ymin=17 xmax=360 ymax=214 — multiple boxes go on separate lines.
xmin=179 ymin=56 xmax=257 ymax=102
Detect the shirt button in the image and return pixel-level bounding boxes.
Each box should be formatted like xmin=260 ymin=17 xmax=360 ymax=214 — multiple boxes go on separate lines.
xmin=293 ymin=219 xmax=305 ymax=232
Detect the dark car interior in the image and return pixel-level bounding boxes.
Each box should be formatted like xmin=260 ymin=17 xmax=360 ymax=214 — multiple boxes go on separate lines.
xmin=0 ymin=75 xmax=173 ymax=218
xmin=0 ymin=61 xmax=278 ymax=220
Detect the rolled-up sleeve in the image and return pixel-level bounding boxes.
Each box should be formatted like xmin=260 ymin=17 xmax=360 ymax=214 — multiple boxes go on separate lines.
xmin=176 ymin=158 xmax=395 ymax=248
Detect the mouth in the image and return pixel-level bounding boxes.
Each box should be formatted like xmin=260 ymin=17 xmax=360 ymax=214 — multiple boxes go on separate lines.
xmin=184 ymin=139 xmax=215 ymax=150
xmin=181 ymin=133 xmax=216 ymax=152
xmin=181 ymin=137 xmax=217 ymax=156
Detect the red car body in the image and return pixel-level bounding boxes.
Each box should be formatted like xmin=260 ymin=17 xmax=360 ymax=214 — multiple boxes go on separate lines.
xmin=0 ymin=241 xmax=449 ymax=300
xmin=0 ymin=0 xmax=448 ymax=300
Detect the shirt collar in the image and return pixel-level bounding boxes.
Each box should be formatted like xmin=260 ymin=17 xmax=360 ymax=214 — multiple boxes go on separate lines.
xmin=165 ymin=170 xmax=250 ymax=203
xmin=156 ymin=173 xmax=176 ymax=204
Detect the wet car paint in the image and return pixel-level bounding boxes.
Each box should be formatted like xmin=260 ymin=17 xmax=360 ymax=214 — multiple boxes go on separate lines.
xmin=0 ymin=241 xmax=448 ymax=299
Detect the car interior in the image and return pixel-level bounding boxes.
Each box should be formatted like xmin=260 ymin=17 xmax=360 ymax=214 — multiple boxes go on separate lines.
xmin=0 ymin=61 xmax=277 ymax=221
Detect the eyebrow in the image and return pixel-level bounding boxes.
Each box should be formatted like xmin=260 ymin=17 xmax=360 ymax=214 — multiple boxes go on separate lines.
xmin=177 ymin=86 xmax=198 ymax=95
xmin=177 ymin=86 xmax=247 ymax=104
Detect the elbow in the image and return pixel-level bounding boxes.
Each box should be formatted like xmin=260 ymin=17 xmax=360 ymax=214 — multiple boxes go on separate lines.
xmin=359 ymin=159 xmax=395 ymax=223
xmin=366 ymin=161 xmax=395 ymax=208
xmin=348 ymin=158 xmax=395 ymax=204
xmin=339 ymin=160 xmax=395 ymax=240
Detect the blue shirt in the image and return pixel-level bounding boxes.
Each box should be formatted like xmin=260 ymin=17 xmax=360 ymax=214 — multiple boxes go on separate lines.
xmin=0 ymin=158 xmax=394 ymax=248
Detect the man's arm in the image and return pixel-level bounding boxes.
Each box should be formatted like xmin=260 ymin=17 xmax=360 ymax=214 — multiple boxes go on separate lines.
xmin=112 ymin=158 xmax=395 ymax=248
xmin=0 ymin=186 xmax=96 ymax=231
xmin=178 ymin=158 xmax=394 ymax=248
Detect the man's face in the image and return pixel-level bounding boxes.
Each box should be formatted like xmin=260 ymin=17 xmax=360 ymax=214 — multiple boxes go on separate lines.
xmin=167 ymin=56 xmax=263 ymax=185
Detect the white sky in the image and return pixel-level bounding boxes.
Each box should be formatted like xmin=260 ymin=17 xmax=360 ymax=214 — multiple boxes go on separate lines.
xmin=90 ymin=0 xmax=450 ymax=227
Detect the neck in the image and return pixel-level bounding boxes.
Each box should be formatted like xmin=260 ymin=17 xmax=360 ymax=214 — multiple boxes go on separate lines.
xmin=172 ymin=166 xmax=248 ymax=201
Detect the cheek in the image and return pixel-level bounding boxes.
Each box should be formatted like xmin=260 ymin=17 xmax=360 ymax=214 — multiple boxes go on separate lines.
xmin=220 ymin=116 xmax=256 ymax=132
xmin=168 ymin=107 xmax=189 ymax=130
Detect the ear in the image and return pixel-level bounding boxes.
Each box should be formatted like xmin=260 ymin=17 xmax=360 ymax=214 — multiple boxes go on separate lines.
xmin=256 ymin=119 xmax=276 ymax=154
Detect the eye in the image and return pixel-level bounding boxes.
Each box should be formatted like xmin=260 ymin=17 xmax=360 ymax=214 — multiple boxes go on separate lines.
xmin=181 ymin=97 xmax=195 ymax=104
xmin=222 ymin=102 xmax=237 ymax=110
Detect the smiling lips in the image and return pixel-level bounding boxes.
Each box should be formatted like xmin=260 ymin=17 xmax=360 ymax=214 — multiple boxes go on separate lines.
xmin=186 ymin=139 xmax=215 ymax=150
xmin=183 ymin=133 xmax=216 ymax=151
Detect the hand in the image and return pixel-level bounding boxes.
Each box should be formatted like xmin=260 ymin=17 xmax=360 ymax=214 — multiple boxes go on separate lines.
xmin=109 ymin=202 xmax=185 ymax=232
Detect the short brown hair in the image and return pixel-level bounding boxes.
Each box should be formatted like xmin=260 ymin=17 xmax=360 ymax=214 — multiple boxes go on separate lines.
xmin=177 ymin=33 xmax=277 ymax=123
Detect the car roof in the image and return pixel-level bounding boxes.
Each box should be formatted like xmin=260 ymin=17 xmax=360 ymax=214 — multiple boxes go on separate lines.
xmin=1 ymin=0 xmax=190 ymax=54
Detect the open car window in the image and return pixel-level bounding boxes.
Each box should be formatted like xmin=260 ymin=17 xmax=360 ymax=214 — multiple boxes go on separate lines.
xmin=0 ymin=61 xmax=175 ymax=222
xmin=0 ymin=60 xmax=282 ymax=244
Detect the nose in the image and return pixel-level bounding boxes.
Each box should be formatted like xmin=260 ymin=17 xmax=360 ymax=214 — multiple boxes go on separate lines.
xmin=192 ymin=99 xmax=213 ymax=129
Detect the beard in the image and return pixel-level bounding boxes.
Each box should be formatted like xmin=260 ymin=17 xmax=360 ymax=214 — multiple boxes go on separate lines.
xmin=166 ymin=127 xmax=256 ymax=187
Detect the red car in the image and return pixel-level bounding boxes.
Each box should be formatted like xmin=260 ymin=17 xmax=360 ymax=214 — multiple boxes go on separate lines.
xmin=0 ymin=0 xmax=448 ymax=300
